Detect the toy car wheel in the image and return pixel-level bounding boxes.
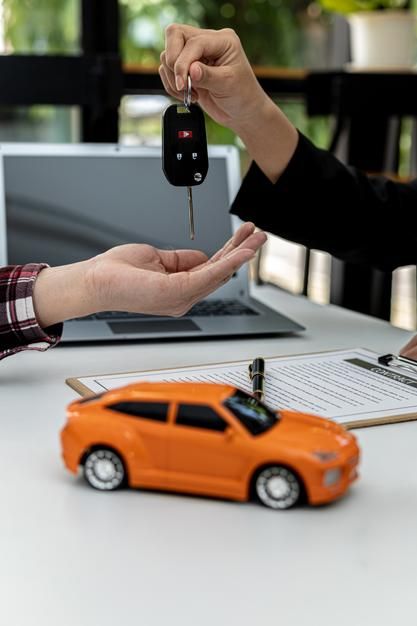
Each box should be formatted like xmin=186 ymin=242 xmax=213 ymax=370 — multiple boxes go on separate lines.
xmin=255 ymin=466 xmax=301 ymax=510
xmin=83 ymin=448 xmax=125 ymax=491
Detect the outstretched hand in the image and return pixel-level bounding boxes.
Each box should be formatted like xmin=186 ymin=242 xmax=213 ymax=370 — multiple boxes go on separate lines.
xmin=88 ymin=221 xmax=266 ymax=317
xmin=33 ymin=222 xmax=267 ymax=327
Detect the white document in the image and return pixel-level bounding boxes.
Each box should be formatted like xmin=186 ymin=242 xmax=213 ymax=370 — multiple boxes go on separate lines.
xmin=74 ymin=348 xmax=417 ymax=428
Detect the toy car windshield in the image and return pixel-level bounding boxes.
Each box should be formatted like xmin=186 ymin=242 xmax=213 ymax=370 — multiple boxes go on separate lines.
xmin=223 ymin=390 xmax=279 ymax=436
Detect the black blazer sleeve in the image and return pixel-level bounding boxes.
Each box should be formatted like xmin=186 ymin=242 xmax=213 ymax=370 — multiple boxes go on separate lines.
xmin=230 ymin=131 xmax=417 ymax=272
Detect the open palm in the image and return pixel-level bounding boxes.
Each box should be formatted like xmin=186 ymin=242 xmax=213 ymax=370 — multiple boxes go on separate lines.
xmin=87 ymin=222 xmax=266 ymax=317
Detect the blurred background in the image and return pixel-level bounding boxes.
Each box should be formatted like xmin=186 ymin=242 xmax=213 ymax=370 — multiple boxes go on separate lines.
xmin=0 ymin=0 xmax=333 ymax=144
xmin=0 ymin=0 xmax=415 ymax=330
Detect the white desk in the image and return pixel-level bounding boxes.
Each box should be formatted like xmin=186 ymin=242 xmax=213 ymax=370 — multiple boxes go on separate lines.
xmin=2 ymin=286 xmax=417 ymax=626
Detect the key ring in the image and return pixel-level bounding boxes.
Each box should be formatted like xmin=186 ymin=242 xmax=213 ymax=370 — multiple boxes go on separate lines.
xmin=183 ymin=75 xmax=192 ymax=110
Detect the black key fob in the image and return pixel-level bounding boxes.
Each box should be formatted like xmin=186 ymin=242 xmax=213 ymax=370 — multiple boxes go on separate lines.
xmin=162 ymin=103 xmax=209 ymax=187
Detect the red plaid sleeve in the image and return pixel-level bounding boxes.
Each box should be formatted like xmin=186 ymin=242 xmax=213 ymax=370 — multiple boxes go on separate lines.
xmin=0 ymin=264 xmax=62 ymax=360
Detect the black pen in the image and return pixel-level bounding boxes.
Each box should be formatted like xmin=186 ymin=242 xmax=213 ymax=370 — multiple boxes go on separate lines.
xmin=249 ymin=357 xmax=266 ymax=402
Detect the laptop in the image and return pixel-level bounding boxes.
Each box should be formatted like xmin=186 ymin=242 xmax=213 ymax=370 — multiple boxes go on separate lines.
xmin=0 ymin=142 xmax=304 ymax=342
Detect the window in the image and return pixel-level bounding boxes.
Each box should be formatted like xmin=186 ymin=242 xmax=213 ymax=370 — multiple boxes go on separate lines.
xmin=176 ymin=404 xmax=227 ymax=433
xmin=107 ymin=402 xmax=168 ymax=422
xmin=224 ymin=391 xmax=278 ymax=436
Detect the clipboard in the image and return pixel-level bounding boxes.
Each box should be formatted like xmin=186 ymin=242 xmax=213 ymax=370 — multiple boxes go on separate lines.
xmin=66 ymin=347 xmax=417 ymax=430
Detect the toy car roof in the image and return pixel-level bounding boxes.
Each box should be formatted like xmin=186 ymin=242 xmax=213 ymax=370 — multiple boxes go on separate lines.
xmin=86 ymin=381 xmax=238 ymax=404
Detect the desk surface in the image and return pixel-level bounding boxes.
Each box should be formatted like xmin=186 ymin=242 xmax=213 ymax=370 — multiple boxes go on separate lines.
xmin=2 ymin=286 xmax=416 ymax=626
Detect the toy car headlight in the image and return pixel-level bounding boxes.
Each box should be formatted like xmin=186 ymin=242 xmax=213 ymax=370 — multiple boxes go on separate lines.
xmin=323 ymin=468 xmax=342 ymax=487
xmin=313 ymin=451 xmax=339 ymax=462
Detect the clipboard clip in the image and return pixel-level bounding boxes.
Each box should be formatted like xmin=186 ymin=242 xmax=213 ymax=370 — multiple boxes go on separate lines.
xmin=378 ymin=353 xmax=417 ymax=375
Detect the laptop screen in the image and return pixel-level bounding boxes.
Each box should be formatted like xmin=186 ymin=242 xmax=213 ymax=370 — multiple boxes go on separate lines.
xmin=3 ymin=150 xmax=237 ymax=266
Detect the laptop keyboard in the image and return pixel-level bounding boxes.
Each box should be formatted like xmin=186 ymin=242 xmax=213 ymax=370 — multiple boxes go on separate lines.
xmin=71 ymin=299 xmax=259 ymax=322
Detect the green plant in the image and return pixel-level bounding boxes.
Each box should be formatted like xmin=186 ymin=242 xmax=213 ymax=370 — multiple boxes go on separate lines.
xmin=319 ymin=0 xmax=408 ymax=14
xmin=2 ymin=0 xmax=79 ymax=53
xmin=120 ymin=0 xmax=308 ymax=66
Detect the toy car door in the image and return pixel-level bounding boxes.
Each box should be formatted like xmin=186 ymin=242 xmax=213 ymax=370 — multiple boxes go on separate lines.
xmin=106 ymin=400 xmax=170 ymax=488
xmin=168 ymin=402 xmax=249 ymax=500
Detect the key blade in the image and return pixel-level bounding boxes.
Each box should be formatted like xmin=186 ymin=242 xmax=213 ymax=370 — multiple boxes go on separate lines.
xmin=187 ymin=186 xmax=195 ymax=240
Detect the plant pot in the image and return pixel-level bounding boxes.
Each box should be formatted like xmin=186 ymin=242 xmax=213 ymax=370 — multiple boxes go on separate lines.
xmin=348 ymin=10 xmax=416 ymax=69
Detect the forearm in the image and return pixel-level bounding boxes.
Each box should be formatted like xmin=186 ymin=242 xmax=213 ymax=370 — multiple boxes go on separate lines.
xmin=232 ymin=97 xmax=298 ymax=184
xmin=32 ymin=260 xmax=95 ymax=328
xmin=0 ymin=264 xmax=63 ymax=360
xmin=231 ymin=132 xmax=417 ymax=271
xmin=0 ymin=260 xmax=93 ymax=361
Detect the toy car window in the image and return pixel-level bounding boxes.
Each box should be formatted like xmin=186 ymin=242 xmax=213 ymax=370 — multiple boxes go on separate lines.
xmin=224 ymin=390 xmax=278 ymax=436
xmin=107 ymin=402 xmax=168 ymax=422
xmin=176 ymin=404 xmax=227 ymax=432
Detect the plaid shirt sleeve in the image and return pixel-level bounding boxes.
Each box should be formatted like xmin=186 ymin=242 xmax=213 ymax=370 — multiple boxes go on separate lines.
xmin=0 ymin=264 xmax=63 ymax=360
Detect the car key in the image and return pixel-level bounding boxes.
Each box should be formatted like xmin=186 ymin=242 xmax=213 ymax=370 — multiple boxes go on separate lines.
xmin=162 ymin=76 xmax=209 ymax=239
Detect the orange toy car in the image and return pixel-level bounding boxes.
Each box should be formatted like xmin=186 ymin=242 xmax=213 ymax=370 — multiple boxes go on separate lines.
xmin=61 ymin=382 xmax=360 ymax=510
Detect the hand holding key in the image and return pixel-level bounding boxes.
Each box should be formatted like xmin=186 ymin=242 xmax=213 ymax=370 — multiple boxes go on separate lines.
xmin=160 ymin=24 xmax=298 ymax=184
xmin=160 ymin=25 xmax=266 ymax=132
